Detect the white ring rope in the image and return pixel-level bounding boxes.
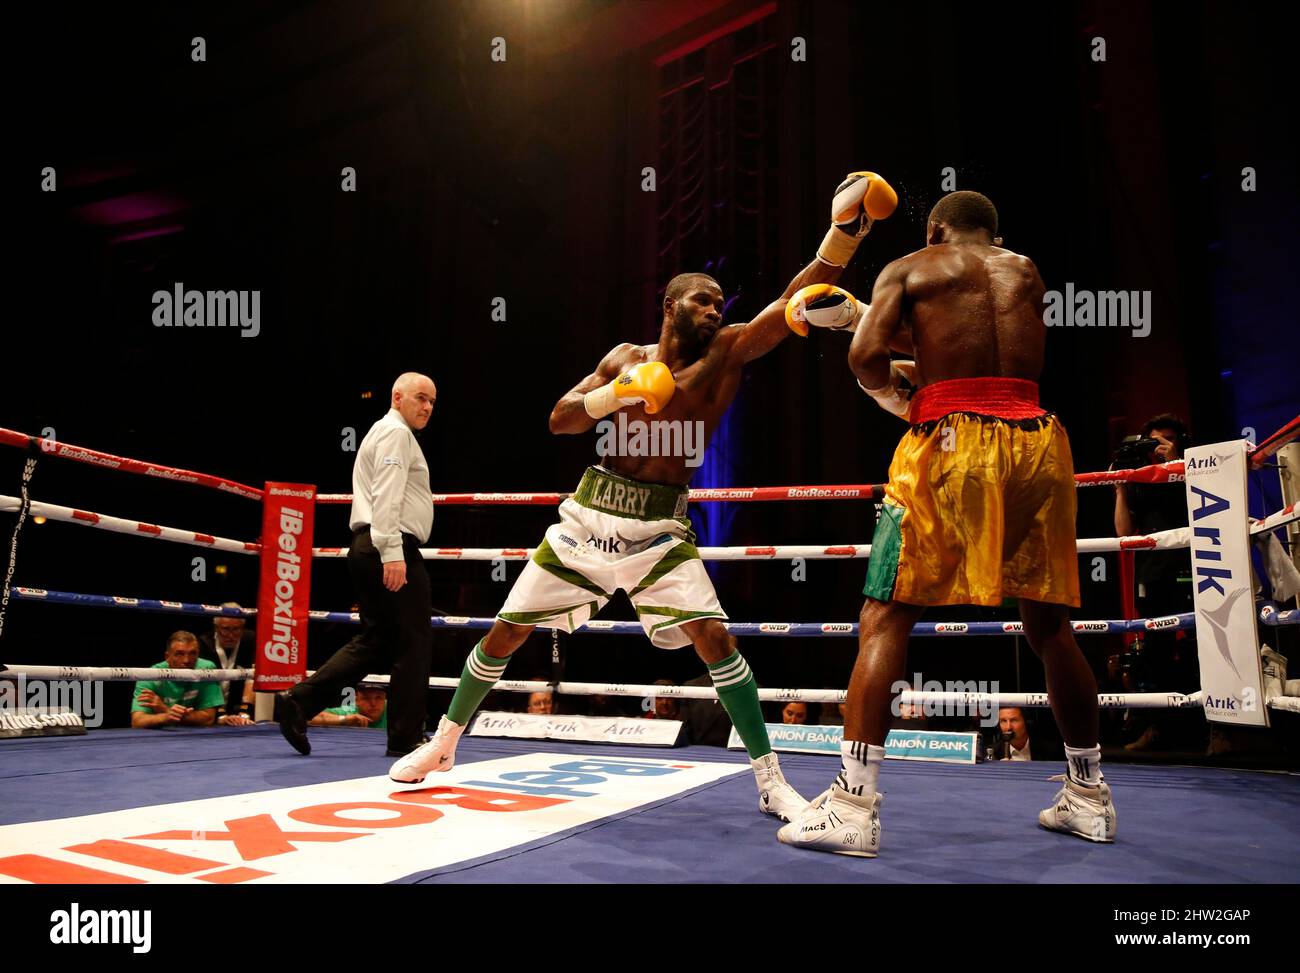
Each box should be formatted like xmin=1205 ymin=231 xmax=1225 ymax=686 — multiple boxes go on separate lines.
xmin=315 ymin=544 xmax=874 ymax=560
xmin=0 ymin=496 xmax=256 ymax=554
xmin=1 ymin=664 xmax=1243 ymax=710
xmin=8 ymin=492 xmax=1298 ymax=562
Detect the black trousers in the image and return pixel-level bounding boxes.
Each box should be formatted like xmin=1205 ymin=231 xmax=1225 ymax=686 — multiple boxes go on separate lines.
xmin=290 ymin=528 xmax=433 ymax=749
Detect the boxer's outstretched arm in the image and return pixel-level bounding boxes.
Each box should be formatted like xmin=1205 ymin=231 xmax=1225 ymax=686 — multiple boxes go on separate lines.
xmin=727 ymin=257 xmax=846 ymax=364
xmin=849 ymin=260 xmax=906 ymax=389
xmin=548 ymin=343 xmax=637 ymax=435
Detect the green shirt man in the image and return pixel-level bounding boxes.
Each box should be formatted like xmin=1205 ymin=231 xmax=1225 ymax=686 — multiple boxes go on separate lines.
xmin=313 ymin=686 xmax=389 ymax=729
xmin=131 ymin=633 xmax=228 ymax=729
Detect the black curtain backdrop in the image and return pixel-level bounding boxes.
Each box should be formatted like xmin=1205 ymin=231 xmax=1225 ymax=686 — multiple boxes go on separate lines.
xmin=3 ymin=0 xmax=1295 ymax=728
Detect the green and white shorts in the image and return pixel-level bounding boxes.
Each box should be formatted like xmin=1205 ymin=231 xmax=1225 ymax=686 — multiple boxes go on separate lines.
xmin=497 ymin=466 xmax=727 ymax=649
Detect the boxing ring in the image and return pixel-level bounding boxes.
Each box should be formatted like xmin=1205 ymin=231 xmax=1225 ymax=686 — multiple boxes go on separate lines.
xmin=1 ymin=421 xmax=1299 ymax=884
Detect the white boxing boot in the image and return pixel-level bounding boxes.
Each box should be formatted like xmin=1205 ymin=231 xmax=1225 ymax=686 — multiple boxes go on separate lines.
xmin=389 ymin=715 xmax=465 ymax=783
xmin=777 ymin=787 xmax=881 ymax=858
xmin=1039 ymin=774 xmax=1117 ymax=843
xmin=752 ymin=751 xmax=809 ymax=822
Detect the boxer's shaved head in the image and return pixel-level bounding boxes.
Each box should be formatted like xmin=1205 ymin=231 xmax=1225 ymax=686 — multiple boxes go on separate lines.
xmin=928 ymin=191 xmax=999 ymax=238
xmin=662 ymin=273 xmax=724 ymax=356
xmin=664 ymin=273 xmax=721 ymax=309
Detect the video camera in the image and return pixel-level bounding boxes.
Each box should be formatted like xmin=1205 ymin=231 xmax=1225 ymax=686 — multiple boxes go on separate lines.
xmin=1113 ymin=435 xmax=1162 ymax=470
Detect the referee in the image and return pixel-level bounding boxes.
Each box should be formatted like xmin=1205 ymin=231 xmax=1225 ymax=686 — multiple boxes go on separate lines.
xmin=278 ymin=372 xmax=437 ymax=757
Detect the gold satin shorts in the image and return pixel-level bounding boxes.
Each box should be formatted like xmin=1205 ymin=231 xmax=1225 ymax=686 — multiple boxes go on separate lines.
xmin=864 ymin=413 xmax=1081 ymax=608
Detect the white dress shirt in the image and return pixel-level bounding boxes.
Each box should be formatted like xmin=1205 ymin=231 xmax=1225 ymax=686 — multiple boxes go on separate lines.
xmin=1010 ymin=739 xmax=1032 ymax=761
xmin=210 ymin=635 xmax=242 ymax=703
xmin=348 ymin=409 xmax=433 ymax=562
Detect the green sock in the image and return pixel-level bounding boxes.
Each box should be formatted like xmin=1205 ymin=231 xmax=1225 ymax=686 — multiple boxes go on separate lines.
xmin=708 ymin=650 xmax=771 ymax=760
xmin=447 ymin=639 xmax=510 ymax=726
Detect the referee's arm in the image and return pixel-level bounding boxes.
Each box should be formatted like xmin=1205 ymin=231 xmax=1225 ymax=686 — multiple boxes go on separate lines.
xmin=368 ymin=426 xmax=415 ymax=590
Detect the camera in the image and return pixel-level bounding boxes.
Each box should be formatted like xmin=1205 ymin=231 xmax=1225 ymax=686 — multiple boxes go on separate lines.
xmin=1113 ymin=435 xmax=1161 ymax=470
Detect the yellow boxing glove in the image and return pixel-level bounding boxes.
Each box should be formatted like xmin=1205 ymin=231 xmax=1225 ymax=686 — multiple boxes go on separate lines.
xmin=785 ymin=283 xmax=864 ymax=337
xmin=833 ymin=170 xmax=899 ymax=223
xmin=818 ymin=171 xmax=899 ymax=267
xmin=583 ymin=361 xmax=676 ymax=418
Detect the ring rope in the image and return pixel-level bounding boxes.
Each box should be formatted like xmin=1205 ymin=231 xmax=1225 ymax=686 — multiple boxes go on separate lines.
xmin=317 ymin=465 xmax=1183 ymax=505
xmin=22 ymin=585 xmax=1300 ymax=630
xmin=313 ymin=544 xmax=877 ymax=561
xmin=4 ymin=416 xmax=1294 ymax=509
xmin=0 ymin=496 xmax=258 ymax=553
xmin=1250 ymin=415 xmax=1300 ymax=468
xmin=0 ymin=429 xmax=262 ymax=500
xmin=11 ymin=586 xmax=1229 ymax=636
xmin=8 ymin=663 xmax=1296 ymax=712
xmin=9 ymin=493 xmax=1296 ymax=561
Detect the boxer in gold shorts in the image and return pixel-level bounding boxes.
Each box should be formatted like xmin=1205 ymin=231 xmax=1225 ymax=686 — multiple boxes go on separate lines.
xmin=864 ymin=379 xmax=1080 ymax=609
xmin=780 ymin=191 xmax=1115 ymax=857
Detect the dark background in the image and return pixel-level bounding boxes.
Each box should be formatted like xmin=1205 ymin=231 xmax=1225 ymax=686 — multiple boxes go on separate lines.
xmin=2 ymin=1 xmax=1296 ymax=731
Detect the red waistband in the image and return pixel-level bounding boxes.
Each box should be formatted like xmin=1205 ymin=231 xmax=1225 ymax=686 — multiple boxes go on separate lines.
xmin=909 ymin=377 xmax=1044 ymax=424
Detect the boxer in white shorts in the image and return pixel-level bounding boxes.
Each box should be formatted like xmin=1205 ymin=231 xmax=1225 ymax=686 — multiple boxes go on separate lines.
xmin=390 ymin=171 xmax=898 ymax=826
xmin=498 ymin=466 xmax=723 ymax=648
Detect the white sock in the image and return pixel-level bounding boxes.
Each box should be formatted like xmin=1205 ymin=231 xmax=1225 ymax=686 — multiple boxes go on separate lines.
xmin=834 ymin=741 xmax=885 ymax=799
xmin=1065 ymin=744 xmax=1103 ymax=785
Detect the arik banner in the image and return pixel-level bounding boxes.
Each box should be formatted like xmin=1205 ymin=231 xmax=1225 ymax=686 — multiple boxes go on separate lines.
xmin=469 ymin=711 xmax=683 ymax=747
xmin=254 ymin=483 xmax=317 ymax=692
xmin=1182 ymin=441 xmax=1267 ymax=727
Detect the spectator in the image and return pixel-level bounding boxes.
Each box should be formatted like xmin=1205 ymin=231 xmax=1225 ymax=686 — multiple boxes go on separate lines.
xmin=998 ymin=707 xmax=1032 ymax=760
xmin=782 ymin=701 xmax=809 ymax=725
xmin=198 ymin=603 xmax=256 ymax=717
xmin=527 ymin=690 xmax=554 ymax=715
xmin=132 ymin=631 xmax=254 ymax=728
xmin=586 ymin=692 xmax=624 ymax=718
xmin=890 ymin=699 xmax=931 ymax=731
xmin=988 ymin=707 xmax=1063 ymax=761
xmin=311 ymin=685 xmax=389 ymax=728
xmin=645 ymin=679 xmax=679 ymax=720
xmin=678 ymin=673 xmax=731 ymax=746
xmin=818 ymin=701 xmax=847 ymax=725
xmin=1113 ymin=413 xmax=1197 ymax=751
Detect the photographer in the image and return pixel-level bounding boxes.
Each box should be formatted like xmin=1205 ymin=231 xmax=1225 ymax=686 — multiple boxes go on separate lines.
xmin=1112 ymin=414 xmax=1197 ymax=751
xmin=1113 ymin=413 xmax=1189 ymax=543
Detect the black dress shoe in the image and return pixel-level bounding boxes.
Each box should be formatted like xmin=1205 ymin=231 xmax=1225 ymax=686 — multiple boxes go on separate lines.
xmin=385 ymin=735 xmax=430 ymax=758
xmin=277 ymin=692 xmax=311 ymax=755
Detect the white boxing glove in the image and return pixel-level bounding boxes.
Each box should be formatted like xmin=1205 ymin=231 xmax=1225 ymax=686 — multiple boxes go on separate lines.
xmin=859 ymin=360 xmax=918 ymax=419
xmin=785 ymin=283 xmax=866 ymax=336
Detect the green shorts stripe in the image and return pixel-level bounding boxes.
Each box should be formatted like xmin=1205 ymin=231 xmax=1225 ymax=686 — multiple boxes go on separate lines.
xmin=532 ymin=538 xmax=611 ymax=597
xmin=628 ymin=541 xmax=701 ymax=597
xmin=863 ymin=502 xmax=904 ymax=601
xmin=635 ymin=605 xmax=727 ymax=635
xmin=498 ymin=602 xmax=600 ymax=627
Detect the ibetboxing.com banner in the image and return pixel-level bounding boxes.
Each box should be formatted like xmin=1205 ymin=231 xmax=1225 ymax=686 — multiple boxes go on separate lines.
xmin=255 ymin=483 xmax=317 ymax=691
